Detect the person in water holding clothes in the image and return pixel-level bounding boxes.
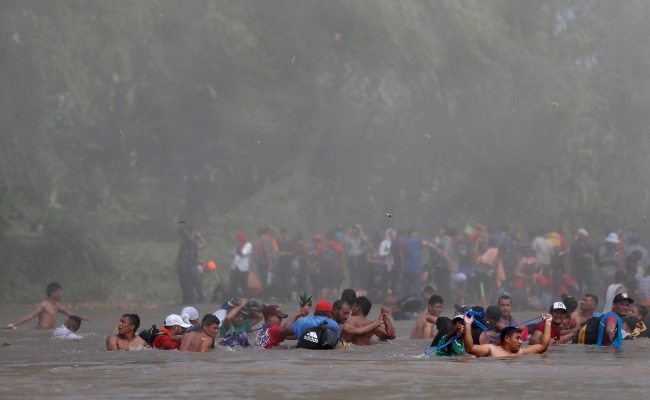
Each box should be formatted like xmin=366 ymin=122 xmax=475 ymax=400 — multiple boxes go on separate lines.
xmin=463 ymin=312 xmax=553 ymax=357
xmin=152 ymin=314 xmax=190 ymax=350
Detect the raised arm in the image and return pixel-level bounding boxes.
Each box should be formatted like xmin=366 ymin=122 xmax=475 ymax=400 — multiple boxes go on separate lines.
xmin=10 ymin=303 xmax=45 ymax=328
xmin=462 ymin=314 xmax=490 ymax=357
xmin=58 ymin=305 xmax=90 ymax=322
xmin=375 ymin=307 xmax=396 ymax=340
xmin=523 ymin=314 xmax=552 ymax=354
xmin=280 ymin=305 xmax=310 ymax=338
xmin=249 ymin=310 xmax=264 ymax=327
xmin=223 ymin=298 xmax=248 ymax=330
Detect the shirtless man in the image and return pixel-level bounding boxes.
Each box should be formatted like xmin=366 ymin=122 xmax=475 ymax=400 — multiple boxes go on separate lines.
xmin=569 ymin=294 xmax=600 ymax=327
xmin=180 ymin=314 xmax=221 ymax=352
xmin=106 ymin=314 xmax=146 ymax=351
xmin=410 ymin=295 xmax=443 ymax=339
xmin=8 ymin=282 xmax=90 ymax=330
xmin=463 ymin=313 xmax=552 ymax=357
xmin=341 ymin=296 xmax=395 ymax=345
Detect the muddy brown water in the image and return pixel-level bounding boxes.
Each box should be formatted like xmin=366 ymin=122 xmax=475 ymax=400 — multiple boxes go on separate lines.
xmin=1 ymin=304 xmax=649 ymax=399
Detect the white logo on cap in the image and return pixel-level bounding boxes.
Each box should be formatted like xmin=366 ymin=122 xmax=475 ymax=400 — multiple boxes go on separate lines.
xmin=622 ymin=293 xmax=628 ymax=298
xmin=552 ymin=302 xmax=566 ymax=310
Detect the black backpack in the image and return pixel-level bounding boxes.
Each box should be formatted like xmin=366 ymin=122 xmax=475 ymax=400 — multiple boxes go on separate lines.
xmin=138 ymin=325 xmax=160 ymax=347
xmin=573 ymin=316 xmax=601 ymax=345
xmin=320 ymin=245 xmax=339 ymax=271
xmin=296 ymin=320 xmax=339 ymax=350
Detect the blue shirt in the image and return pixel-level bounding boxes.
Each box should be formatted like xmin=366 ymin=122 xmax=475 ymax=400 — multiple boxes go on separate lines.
xmin=402 ymin=237 xmax=423 ymax=274
xmin=291 ymin=316 xmax=339 ymax=339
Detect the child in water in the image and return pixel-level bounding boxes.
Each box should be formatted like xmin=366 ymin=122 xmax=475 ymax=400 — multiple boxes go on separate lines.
xmin=51 ymin=316 xmax=83 ymax=340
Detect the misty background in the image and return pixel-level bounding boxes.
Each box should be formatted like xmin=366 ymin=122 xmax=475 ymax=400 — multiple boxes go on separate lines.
xmin=1 ymin=0 xmax=649 ymax=303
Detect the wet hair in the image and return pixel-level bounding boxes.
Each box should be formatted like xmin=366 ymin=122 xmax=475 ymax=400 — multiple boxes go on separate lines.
xmin=486 ymin=305 xmax=502 ymax=322
xmin=422 ymin=285 xmax=436 ymax=295
xmin=428 ymin=295 xmax=443 ymax=306
xmin=201 ymin=314 xmax=220 ymax=327
xmin=498 ymin=295 xmax=512 ymax=304
xmin=500 ymin=326 xmax=519 ymax=340
xmin=46 ymin=282 xmax=62 ymax=297
xmin=326 ymin=230 xmax=336 ymax=241
xmin=407 ymin=227 xmax=417 ymax=236
xmin=354 ymin=296 xmax=372 ymax=317
xmin=341 ymin=289 xmax=357 ymax=306
xmin=123 ymin=314 xmax=140 ymax=331
xmin=615 ymin=271 xmax=627 ymax=283
xmin=68 ymin=316 xmax=81 ymax=332
xmin=332 ymin=299 xmax=349 ymax=311
xmin=627 ymin=250 xmax=643 ymax=264
xmin=585 ymin=293 xmax=598 ymax=306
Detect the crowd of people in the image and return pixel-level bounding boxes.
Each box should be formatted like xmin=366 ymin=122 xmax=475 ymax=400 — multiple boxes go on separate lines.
xmin=174 ymin=218 xmax=650 ymax=318
xmin=5 ymin=280 xmax=648 ymax=357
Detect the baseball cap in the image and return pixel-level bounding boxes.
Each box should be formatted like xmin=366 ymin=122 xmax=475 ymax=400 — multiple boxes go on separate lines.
xmin=263 ymin=305 xmax=289 ymax=319
xmin=452 ymin=315 xmax=464 ymax=323
xmin=164 ymin=314 xmax=191 ymax=328
xmin=180 ymin=307 xmax=199 ymax=321
xmin=213 ymin=309 xmax=227 ymax=322
xmin=577 ymin=228 xmax=589 ymax=237
xmin=550 ymin=302 xmax=567 ymax=312
xmin=605 ymin=233 xmax=619 ymax=243
xmin=315 ymin=300 xmax=333 ymax=312
xmin=613 ymin=292 xmax=634 ymax=304
xmin=454 ymin=303 xmax=471 ymax=313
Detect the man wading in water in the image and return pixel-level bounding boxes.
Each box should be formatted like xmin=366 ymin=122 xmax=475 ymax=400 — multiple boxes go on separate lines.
xmin=180 ymin=314 xmax=220 ymax=352
xmin=462 ymin=313 xmax=552 ymax=357
xmin=8 ymin=282 xmax=90 ymax=330
xmin=106 ymin=314 xmax=146 ymax=351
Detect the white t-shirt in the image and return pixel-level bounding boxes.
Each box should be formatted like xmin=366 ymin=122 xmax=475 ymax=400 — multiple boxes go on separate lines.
xmin=231 ymin=242 xmax=252 ymax=272
xmin=532 ymin=237 xmax=554 ymax=265
xmin=51 ymin=324 xmax=82 ymax=340
xmin=603 ymin=283 xmax=622 ymax=314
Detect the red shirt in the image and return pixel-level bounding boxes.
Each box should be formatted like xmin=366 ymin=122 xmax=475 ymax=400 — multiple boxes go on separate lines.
xmin=152 ymin=327 xmax=180 ymax=350
xmin=534 ymin=321 xmax=562 ymax=342
xmin=600 ymin=315 xmax=619 ymax=346
xmin=254 ymin=323 xmax=285 ymax=349
xmin=316 ymin=240 xmax=345 ymax=269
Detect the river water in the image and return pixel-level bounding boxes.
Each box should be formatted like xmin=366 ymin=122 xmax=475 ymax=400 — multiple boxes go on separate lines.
xmin=1 ymin=304 xmax=649 ymax=399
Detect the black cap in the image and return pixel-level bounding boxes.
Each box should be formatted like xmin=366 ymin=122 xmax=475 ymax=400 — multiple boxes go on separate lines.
xmin=613 ymin=292 xmax=634 ymax=304
xmin=454 ymin=303 xmax=471 ymax=313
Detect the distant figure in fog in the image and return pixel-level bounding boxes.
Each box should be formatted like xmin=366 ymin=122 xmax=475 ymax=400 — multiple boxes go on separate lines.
xmin=624 ymin=232 xmax=648 ymax=268
xmin=8 ymin=282 xmax=90 ymax=330
xmin=603 ymin=271 xmax=627 ymax=314
xmin=106 ymin=314 xmax=146 ymax=351
xmin=172 ymin=214 xmax=206 ymax=304
xmin=180 ymin=314 xmax=221 ymax=352
xmin=230 ymin=231 xmax=252 ymax=298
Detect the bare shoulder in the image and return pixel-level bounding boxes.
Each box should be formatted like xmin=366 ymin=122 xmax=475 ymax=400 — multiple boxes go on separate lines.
xmin=132 ymin=336 xmax=146 ymax=347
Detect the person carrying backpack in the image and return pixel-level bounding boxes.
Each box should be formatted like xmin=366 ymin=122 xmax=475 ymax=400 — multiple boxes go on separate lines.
xmin=317 ymin=230 xmax=345 ymax=302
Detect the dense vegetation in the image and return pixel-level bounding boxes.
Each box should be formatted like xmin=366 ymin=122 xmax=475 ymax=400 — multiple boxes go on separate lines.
xmin=1 ymin=1 xmax=649 ymax=303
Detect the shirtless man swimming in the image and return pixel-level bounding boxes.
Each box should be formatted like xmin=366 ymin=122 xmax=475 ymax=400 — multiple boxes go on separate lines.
xmin=410 ymin=295 xmax=443 ymax=339
xmin=180 ymin=314 xmax=220 ymax=352
xmin=463 ymin=313 xmax=552 ymax=357
xmin=341 ymin=296 xmax=395 ymax=345
xmin=106 ymin=314 xmax=146 ymax=351
xmin=8 ymin=282 xmax=90 ymax=330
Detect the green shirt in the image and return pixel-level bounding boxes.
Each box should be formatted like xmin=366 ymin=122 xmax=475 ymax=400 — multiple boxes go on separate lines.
xmin=220 ymin=319 xmax=251 ymax=338
xmin=435 ymin=333 xmax=465 ymax=357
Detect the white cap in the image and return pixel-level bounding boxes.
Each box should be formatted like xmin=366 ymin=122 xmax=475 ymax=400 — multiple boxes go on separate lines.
xmin=180 ymin=306 xmax=199 ymax=321
xmin=577 ymin=228 xmax=589 ymax=237
xmin=605 ymin=233 xmax=619 ymax=244
xmin=164 ymin=314 xmax=191 ymax=328
xmin=550 ymin=302 xmax=567 ymax=312
xmin=213 ymin=309 xmax=227 ymax=322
